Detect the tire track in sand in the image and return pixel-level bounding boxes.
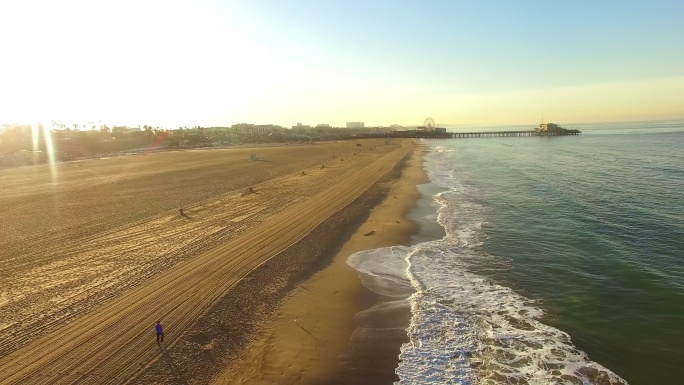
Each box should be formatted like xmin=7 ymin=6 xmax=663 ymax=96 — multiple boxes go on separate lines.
xmin=0 ymin=140 xmax=414 ymax=384
xmin=0 ymin=141 xmax=385 ymax=356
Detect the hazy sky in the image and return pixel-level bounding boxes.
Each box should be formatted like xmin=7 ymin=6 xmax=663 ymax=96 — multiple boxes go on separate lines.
xmin=1 ymin=0 xmax=683 ymax=128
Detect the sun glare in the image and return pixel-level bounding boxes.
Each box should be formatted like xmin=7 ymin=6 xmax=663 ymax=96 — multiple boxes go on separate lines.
xmin=40 ymin=123 xmax=58 ymax=182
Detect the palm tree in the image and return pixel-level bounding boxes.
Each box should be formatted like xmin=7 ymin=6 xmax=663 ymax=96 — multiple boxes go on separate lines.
xmin=144 ymin=125 xmax=154 ymax=143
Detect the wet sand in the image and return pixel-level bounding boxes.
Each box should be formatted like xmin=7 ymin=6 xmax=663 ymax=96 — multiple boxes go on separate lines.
xmin=0 ymin=138 xmax=424 ymax=384
xmin=210 ymin=145 xmax=427 ymax=385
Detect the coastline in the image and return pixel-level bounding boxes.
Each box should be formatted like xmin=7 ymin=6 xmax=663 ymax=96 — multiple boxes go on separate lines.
xmin=210 ymin=144 xmax=428 ymax=384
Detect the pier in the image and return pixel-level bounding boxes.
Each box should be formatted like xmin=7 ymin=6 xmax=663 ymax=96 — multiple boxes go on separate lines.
xmin=355 ymin=129 xmax=581 ymax=140
xmin=451 ymin=129 xmax=581 ymax=138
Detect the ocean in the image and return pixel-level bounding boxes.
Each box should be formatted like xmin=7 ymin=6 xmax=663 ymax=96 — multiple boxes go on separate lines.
xmin=348 ymin=120 xmax=684 ymax=385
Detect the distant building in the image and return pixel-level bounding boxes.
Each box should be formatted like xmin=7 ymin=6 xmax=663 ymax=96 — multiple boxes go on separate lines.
xmin=254 ymin=124 xmax=280 ymax=134
xmin=315 ymin=123 xmax=331 ymax=129
xmin=231 ymin=123 xmax=255 ymax=132
xmin=292 ymin=123 xmax=311 ymax=130
xmin=369 ymin=126 xmax=391 ymax=134
xmin=232 ymin=123 xmax=281 ymax=135
xmin=112 ymin=126 xmax=140 ymax=133
xmin=346 ymin=122 xmax=364 ymax=129
xmin=538 ymin=116 xmax=548 ymax=132
xmin=415 ymin=124 xmax=445 ymax=133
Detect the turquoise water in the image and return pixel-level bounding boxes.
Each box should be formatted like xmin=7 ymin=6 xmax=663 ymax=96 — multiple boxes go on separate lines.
xmin=349 ymin=120 xmax=683 ymax=384
xmin=429 ymin=121 xmax=683 ymax=384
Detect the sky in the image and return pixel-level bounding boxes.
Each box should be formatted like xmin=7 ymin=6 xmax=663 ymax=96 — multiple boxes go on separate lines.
xmin=1 ymin=0 xmax=683 ymax=128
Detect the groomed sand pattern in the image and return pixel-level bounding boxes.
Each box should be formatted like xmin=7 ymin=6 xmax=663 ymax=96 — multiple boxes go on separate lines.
xmin=0 ymin=139 xmax=413 ymax=384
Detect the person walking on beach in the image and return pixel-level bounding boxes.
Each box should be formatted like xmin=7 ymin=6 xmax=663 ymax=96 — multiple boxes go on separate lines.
xmin=155 ymin=321 xmax=164 ymax=345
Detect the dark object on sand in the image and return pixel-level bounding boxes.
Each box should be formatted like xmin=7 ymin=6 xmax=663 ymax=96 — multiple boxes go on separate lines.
xmin=179 ymin=208 xmax=191 ymax=219
xmin=155 ymin=321 xmax=164 ymax=345
xmin=248 ymin=187 xmax=254 ymax=193
xmin=364 ymin=231 xmax=376 ymax=236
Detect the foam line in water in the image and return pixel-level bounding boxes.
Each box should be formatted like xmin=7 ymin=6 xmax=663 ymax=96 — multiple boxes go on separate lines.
xmin=347 ymin=141 xmax=630 ymax=384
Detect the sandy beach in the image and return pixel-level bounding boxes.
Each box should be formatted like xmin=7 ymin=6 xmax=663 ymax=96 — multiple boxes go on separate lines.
xmin=0 ymin=138 xmax=425 ymax=384
xmin=209 ymin=144 xmax=427 ymax=385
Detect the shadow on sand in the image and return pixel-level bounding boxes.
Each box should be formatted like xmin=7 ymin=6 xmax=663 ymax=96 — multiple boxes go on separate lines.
xmin=158 ymin=346 xmax=190 ymax=385
xmin=240 ymin=187 xmax=260 ymax=197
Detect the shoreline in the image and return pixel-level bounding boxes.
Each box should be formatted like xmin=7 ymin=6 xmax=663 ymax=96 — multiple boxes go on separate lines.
xmin=210 ymin=144 xmax=428 ymax=384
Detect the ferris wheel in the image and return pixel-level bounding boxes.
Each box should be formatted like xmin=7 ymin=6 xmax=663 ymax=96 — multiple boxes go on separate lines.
xmin=423 ymin=117 xmax=436 ymax=130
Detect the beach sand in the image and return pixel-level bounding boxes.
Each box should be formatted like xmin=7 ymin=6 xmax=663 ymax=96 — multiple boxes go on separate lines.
xmin=0 ymin=138 xmax=425 ymax=384
xmin=209 ymin=145 xmax=427 ymax=385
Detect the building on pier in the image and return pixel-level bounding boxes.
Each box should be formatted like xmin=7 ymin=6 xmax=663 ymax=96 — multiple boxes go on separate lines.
xmin=537 ymin=116 xmax=548 ymax=133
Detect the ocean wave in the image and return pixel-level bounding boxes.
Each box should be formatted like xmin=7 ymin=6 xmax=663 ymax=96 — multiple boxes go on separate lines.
xmin=347 ymin=141 xmax=630 ymax=385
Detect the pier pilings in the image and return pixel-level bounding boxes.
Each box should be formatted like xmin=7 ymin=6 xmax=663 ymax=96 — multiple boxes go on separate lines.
xmin=450 ymin=130 xmax=581 ymax=138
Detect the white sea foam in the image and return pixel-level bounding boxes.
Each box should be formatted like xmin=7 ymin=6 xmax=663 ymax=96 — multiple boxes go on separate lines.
xmin=347 ymin=246 xmax=414 ymax=298
xmin=347 ymin=141 xmax=629 ymax=385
